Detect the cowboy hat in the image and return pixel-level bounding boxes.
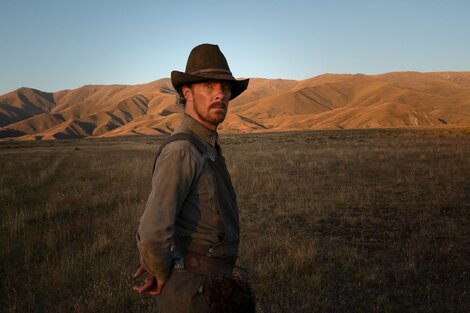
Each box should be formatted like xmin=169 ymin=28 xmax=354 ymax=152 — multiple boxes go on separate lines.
xmin=171 ymin=44 xmax=249 ymax=100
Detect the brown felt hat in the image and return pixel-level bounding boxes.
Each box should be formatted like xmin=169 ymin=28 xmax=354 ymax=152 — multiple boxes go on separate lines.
xmin=171 ymin=44 xmax=249 ymax=100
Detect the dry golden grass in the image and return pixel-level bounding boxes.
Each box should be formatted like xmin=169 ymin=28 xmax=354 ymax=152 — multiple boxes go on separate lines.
xmin=0 ymin=127 xmax=469 ymax=312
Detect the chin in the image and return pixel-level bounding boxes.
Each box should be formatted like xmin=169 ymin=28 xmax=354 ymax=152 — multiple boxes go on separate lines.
xmin=211 ymin=113 xmax=226 ymax=123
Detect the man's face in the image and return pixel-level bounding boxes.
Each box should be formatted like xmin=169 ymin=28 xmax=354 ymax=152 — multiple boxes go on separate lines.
xmin=183 ymin=80 xmax=232 ymax=130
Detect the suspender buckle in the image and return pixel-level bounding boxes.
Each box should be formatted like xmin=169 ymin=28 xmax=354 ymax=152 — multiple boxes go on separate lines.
xmin=203 ymin=151 xmax=215 ymax=161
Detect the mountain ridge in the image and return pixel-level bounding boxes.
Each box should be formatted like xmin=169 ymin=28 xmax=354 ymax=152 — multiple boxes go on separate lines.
xmin=1 ymin=71 xmax=469 ymax=140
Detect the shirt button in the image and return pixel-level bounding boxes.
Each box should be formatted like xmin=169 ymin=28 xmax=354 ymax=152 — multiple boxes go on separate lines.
xmin=198 ymin=285 xmax=204 ymax=294
xmin=208 ymin=247 xmax=214 ymax=255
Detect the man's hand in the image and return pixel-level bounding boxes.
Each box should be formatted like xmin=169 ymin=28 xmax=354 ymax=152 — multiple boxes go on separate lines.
xmin=132 ymin=266 xmax=166 ymax=295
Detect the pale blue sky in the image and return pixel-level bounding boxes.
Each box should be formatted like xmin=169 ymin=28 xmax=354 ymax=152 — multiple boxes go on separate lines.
xmin=1 ymin=0 xmax=469 ymax=95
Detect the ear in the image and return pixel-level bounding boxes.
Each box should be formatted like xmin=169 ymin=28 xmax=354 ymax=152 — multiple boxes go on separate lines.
xmin=181 ymin=85 xmax=192 ymax=101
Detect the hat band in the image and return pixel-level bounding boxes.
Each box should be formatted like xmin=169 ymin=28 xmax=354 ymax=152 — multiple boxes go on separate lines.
xmin=190 ymin=68 xmax=233 ymax=76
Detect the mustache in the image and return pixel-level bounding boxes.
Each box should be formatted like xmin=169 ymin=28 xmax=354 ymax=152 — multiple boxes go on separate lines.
xmin=210 ymin=101 xmax=227 ymax=110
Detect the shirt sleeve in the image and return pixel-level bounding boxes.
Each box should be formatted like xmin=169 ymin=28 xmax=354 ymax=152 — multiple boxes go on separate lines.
xmin=137 ymin=142 xmax=197 ymax=281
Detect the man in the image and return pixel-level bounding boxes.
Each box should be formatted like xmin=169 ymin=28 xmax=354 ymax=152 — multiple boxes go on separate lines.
xmin=132 ymin=44 xmax=253 ymax=313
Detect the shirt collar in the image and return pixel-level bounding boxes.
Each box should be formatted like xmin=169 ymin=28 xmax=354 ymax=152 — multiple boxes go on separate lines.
xmin=178 ymin=114 xmax=218 ymax=147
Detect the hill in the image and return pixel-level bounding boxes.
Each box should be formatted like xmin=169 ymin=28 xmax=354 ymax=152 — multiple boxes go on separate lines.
xmin=1 ymin=72 xmax=469 ymax=140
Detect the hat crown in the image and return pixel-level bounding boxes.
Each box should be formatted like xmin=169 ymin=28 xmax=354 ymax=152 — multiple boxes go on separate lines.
xmin=185 ymin=44 xmax=232 ymax=76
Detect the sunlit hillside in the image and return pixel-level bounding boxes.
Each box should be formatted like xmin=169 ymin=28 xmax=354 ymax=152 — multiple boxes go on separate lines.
xmin=1 ymin=72 xmax=469 ymax=140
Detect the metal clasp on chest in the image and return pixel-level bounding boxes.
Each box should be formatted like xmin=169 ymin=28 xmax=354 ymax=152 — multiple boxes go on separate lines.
xmin=203 ymin=151 xmax=215 ymax=161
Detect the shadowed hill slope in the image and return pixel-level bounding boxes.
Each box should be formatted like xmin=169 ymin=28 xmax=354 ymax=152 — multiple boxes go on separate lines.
xmin=0 ymin=88 xmax=56 ymax=127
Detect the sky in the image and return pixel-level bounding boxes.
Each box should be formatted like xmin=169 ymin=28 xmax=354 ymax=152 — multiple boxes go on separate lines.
xmin=1 ymin=0 xmax=470 ymax=95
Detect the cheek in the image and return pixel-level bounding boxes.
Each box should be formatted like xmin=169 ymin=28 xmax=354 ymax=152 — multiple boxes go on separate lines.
xmin=223 ymin=88 xmax=232 ymax=100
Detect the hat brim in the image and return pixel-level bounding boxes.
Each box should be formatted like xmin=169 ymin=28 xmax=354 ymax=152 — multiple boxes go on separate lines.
xmin=171 ymin=71 xmax=249 ymax=100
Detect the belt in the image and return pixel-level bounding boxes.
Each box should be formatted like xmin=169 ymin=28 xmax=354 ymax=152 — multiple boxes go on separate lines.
xmin=181 ymin=252 xmax=236 ymax=277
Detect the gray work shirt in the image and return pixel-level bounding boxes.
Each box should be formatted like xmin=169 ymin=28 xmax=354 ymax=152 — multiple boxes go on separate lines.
xmin=137 ymin=114 xmax=238 ymax=281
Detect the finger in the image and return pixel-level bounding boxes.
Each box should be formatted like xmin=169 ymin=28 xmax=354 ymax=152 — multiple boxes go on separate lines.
xmin=132 ymin=282 xmax=151 ymax=293
xmin=133 ymin=266 xmax=146 ymax=278
xmin=148 ymin=279 xmax=166 ymax=296
xmin=132 ymin=278 xmax=154 ymax=293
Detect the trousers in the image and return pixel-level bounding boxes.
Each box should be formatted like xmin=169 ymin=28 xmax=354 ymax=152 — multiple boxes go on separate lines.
xmin=158 ymin=269 xmax=210 ymax=313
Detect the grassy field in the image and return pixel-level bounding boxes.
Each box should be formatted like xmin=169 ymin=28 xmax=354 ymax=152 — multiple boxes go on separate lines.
xmin=0 ymin=127 xmax=469 ymax=313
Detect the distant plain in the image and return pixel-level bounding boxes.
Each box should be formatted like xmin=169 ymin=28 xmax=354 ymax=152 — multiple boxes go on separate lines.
xmin=1 ymin=127 xmax=469 ymax=312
